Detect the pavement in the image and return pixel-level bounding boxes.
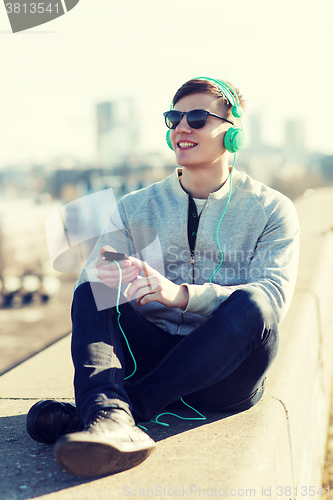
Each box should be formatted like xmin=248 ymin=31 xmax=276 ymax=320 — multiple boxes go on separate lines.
xmin=0 ymin=335 xmax=254 ymax=499
xmin=1 ymin=187 xmax=333 ymax=500
xmin=0 ymin=279 xmax=74 ymax=375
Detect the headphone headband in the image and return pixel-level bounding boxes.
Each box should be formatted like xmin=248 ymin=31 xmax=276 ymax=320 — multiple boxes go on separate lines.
xmin=194 ymin=77 xmax=243 ymax=118
xmin=195 ymin=77 xmax=236 ymax=105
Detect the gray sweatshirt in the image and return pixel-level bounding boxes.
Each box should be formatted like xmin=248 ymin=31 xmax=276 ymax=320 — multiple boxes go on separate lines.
xmin=75 ymin=168 xmax=300 ymax=335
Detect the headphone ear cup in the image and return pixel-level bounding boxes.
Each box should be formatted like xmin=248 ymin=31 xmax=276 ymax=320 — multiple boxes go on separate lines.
xmin=166 ymin=130 xmax=174 ymax=150
xmin=224 ymin=127 xmax=246 ymax=153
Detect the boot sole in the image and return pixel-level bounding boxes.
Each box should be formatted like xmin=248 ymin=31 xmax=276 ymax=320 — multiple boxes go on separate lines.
xmin=54 ymin=437 xmax=155 ymax=477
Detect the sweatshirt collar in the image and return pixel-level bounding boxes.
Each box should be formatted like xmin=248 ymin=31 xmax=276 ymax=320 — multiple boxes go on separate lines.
xmin=168 ymin=167 xmax=242 ymax=200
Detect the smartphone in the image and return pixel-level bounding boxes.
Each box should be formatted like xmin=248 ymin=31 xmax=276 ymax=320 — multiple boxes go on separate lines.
xmin=103 ymin=251 xmax=128 ymax=262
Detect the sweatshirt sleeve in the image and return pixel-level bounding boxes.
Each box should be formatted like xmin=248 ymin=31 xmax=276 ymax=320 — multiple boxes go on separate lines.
xmin=181 ymin=197 xmax=300 ymax=324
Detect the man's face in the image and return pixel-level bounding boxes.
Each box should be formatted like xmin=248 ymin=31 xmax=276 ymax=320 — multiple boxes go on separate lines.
xmin=170 ymin=93 xmax=231 ymax=170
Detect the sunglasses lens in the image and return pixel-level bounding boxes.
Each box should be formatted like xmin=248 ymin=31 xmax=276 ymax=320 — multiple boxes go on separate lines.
xmin=187 ymin=110 xmax=207 ymax=129
xmin=165 ymin=111 xmax=181 ymax=129
xmin=164 ymin=110 xmax=208 ymax=129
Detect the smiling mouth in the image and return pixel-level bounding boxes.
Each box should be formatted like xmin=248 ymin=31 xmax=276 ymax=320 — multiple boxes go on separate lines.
xmin=177 ymin=142 xmax=197 ymax=149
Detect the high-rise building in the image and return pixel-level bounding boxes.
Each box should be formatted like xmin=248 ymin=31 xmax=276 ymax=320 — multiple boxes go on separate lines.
xmin=96 ymin=98 xmax=139 ymax=167
xmin=249 ymin=114 xmax=262 ymax=150
xmin=284 ymin=119 xmax=305 ymax=161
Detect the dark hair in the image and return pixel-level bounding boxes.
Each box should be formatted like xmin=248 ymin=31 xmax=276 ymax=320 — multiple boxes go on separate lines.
xmin=172 ymin=79 xmax=245 ymax=118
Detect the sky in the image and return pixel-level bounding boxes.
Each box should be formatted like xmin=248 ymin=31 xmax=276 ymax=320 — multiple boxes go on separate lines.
xmin=0 ymin=0 xmax=332 ymax=168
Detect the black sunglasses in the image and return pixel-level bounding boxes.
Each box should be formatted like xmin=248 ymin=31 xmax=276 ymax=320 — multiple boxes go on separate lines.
xmin=163 ymin=109 xmax=234 ymax=129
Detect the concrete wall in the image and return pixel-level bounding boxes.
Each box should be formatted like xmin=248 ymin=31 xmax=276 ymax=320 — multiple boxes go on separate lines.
xmin=0 ymin=187 xmax=332 ymax=499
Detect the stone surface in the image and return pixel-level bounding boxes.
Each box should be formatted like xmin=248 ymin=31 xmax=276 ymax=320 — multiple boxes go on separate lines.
xmin=1 ymin=187 xmax=333 ymax=499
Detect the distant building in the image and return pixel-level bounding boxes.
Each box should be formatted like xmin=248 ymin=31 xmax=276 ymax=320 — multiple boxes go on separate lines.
xmin=284 ymin=119 xmax=305 ymax=161
xmin=96 ymin=99 xmax=139 ymax=167
xmin=249 ymin=114 xmax=262 ymax=150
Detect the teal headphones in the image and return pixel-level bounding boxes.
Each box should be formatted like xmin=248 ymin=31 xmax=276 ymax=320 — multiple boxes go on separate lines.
xmin=166 ymin=77 xmax=245 ymax=153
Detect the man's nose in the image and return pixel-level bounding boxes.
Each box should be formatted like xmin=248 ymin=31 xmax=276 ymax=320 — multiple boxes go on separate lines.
xmin=175 ymin=114 xmax=191 ymax=133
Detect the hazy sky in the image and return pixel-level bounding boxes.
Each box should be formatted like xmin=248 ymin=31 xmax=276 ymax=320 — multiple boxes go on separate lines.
xmin=0 ymin=0 xmax=332 ymax=168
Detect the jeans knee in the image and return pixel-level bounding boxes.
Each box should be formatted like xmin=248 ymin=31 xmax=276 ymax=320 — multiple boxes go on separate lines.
xmin=230 ymin=288 xmax=277 ymax=331
xmin=72 ymin=282 xmax=119 ymax=317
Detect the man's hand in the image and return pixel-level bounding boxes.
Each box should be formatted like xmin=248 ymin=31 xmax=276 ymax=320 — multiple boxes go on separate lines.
xmin=126 ymin=257 xmax=189 ymax=309
xmin=95 ymin=246 xmax=139 ymax=288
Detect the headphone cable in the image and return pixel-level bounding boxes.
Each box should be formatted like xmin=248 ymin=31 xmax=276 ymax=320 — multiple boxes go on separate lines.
xmin=209 ymin=153 xmax=236 ymax=283
xmin=113 ymin=260 xmax=137 ymax=380
xmin=112 ymin=261 xmax=206 ymax=427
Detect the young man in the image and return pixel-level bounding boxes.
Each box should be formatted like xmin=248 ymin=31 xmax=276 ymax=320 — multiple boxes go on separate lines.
xmin=27 ymin=78 xmax=299 ymax=478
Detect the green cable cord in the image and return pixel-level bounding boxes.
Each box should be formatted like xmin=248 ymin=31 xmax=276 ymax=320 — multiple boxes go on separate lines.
xmin=209 ymin=153 xmax=236 ymax=284
xmin=150 ymin=397 xmax=206 ymax=427
xmin=113 ymin=260 xmax=137 ymax=380
xmin=112 ymin=269 xmax=149 ymax=434
xmin=112 ymin=261 xmax=207 ymax=427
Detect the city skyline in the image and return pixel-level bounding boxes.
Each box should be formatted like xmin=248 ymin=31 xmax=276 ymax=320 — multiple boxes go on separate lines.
xmin=0 ymin=0 xmax=332 ymax=168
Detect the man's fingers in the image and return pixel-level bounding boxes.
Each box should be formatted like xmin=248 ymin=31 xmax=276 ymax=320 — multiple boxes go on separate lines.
xmin=128 ymin=256 xmax=153 ymax=274
xmin=135 ymin=288 xmax=155 ymax=306
xmin=127 ymin=275 xmax=157 ymax=302
xmin=96 ymin=266 xmax=139 ymax=287
xmin=96 ymin=257 xmax=132 ymax=270
xmin=96 ymin=268 xmax=137 ymax=279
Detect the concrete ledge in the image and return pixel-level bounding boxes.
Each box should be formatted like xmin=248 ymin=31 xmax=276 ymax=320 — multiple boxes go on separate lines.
xmin=1 ymin=188 xmax=333 ymax=499
xmin=0 ymin=335 xmax=74 ymax=400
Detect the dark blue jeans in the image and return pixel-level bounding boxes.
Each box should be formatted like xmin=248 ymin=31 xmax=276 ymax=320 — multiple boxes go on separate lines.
xmin=71 ymin=282 xmax=279 ymax=424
